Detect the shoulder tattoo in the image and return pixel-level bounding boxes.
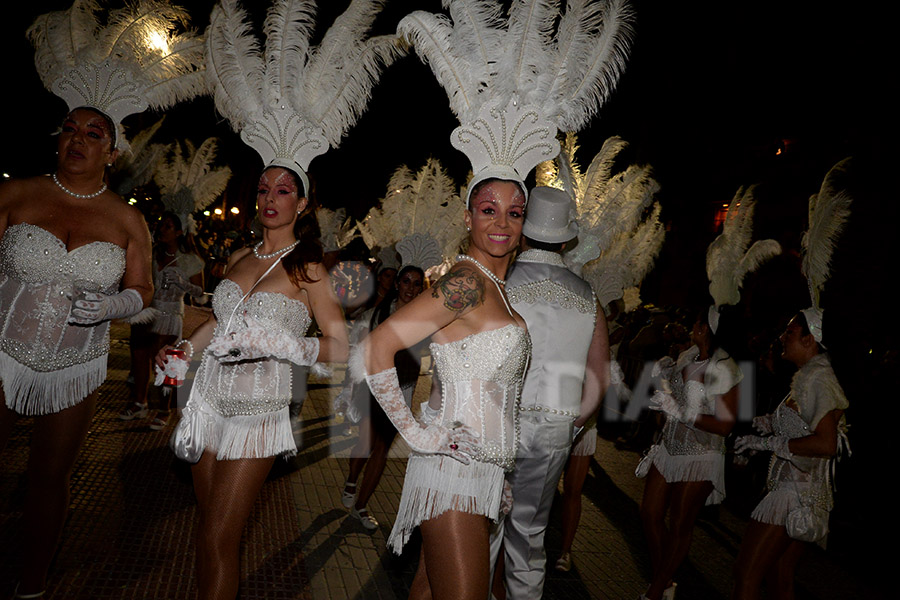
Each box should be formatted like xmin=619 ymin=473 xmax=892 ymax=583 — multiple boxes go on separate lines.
xmin=432 ymin=264 xmax=484 ymax=314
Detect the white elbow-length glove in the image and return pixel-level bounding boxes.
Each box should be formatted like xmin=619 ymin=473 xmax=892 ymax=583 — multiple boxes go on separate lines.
xmin=366 ymin=367 xmax=480 ymax=463
xmin=649 ymin=389 xmax=700 ymax=424
xmin=207 ymin=317 xmax=319 ymax=366
xmin=734 ymin=434 xmax=792 ymax=460
xmin=752 ymin=414 xmax=775 ymax=435
xmin=163 ymin=269 xmax=204 ymax=299
xmin=69 ymin=288 xmax=143 ymax=325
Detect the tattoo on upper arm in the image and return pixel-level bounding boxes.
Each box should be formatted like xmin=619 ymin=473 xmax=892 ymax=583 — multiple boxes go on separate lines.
xmin=432 ymin=264 xmax=484 ymax=314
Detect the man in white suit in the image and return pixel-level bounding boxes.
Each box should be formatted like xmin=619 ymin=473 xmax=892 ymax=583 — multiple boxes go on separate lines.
xmin=491 ymin=186 xmax=610 ymax=598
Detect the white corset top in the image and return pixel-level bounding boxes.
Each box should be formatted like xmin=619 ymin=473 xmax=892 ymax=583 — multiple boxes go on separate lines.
xmin=196 ymin=278 xmax=311 ymax=417
xmin=0 ymin=223 xmax=126 ymax=372
xmin=430 ymin=324 xmax=531 ymax=471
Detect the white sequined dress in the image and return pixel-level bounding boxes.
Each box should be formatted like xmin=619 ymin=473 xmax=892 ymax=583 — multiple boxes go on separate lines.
xmin=181 ymin=278 xmax=311 ymax=459
xmin=388 ymin=323 xmax=531 ymax=554
xmin=149 ymin=251 xmax=204 ymax=337
xmin=0 ymin=223 xmax=126 ymax=415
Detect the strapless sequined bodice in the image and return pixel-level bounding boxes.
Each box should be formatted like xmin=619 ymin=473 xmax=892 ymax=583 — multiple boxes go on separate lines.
xmin=0 ymin=223 xmax=126 ymax=375
xmin=429 ymin=324 xmax=531 ymax=470
xmin=193 ymin=279 xmax=312 ymax=417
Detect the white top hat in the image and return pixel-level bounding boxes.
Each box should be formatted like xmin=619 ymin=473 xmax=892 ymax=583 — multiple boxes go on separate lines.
xmin=522 ymin=186 xmax=578 ymax=244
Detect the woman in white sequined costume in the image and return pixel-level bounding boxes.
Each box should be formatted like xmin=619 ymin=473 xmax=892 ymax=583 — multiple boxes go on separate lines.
xmin=120 ymin=211 xmax=204 ymax=429
xmin=0 ymin=107 xmax=153 ymax=597
xmin=732 ymin=313 xmax=848 ymax=599
xmin=360 ymin=179 xmax=531 ymax=600
xmin=156 ymin=166 xmax=348 ymax=600
xmin=638 ymin=310 xmax=742 ymax=600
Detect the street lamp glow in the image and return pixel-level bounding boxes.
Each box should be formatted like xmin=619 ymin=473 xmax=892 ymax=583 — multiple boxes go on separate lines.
xmin=214 ymin=208 xmax=223 ymax=215
xmin=230 ymin=207 xmax=240 ymax=215
xmin=203 ymin=210 xmax=210 ymax=216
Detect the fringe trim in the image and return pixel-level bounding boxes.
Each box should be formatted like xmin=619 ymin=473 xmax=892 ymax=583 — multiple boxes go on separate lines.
xmin=124 ymin=307 xmax=161 ymax=325
xmin=387 ymin=455 xmax=504 ymax=555
xmin=0 ymin=351 xmax=106 ymax=416
xmin=200 ymin=402 xmax=296 ymax=460
xmin=752 ymin=488 xmax=830 ymax=548
xmin=653 ymin=443 xmax=726 ymax=505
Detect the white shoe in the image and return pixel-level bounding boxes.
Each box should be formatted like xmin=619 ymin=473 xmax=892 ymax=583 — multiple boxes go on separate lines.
xmin=351 ymin=507 xmax=379 ymax=531
xmin=118 ymin=403 xmax=149 ymax=421
xmin=555 ymin=552 xmax=572 ymax=572
xmin=663 ymin=582 xmax=677 ymax=600
xmin=341 ymin=481 xmax=357 ymax=508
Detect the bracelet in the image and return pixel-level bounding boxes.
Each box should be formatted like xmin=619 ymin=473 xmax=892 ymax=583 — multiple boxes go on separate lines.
xmin=175 ymin=339 xmax=195 ymax=360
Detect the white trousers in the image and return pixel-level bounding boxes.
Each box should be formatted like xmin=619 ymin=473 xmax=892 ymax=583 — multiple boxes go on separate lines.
xmin=490 ymin=414 xmax=573 ymax=599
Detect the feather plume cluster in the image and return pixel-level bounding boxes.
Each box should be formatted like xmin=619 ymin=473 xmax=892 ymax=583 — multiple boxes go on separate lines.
xmin=358 ymin=158 xmax=467 ymax=264
xmin=399 ymin=0 xmax=635 ymax=129
xmin=538 ymin=134 xmax=663 ymax=310
xmin=706 ymin=186 xmax=782 ymax=310
xmin=801 ymin=158 xmax=853 ymax=310
xmin=112 ymin=117 xmax=167 ymax=197
xmin=154 ymin=137 xmax=232 ymax=234
xmin=317 ymin=207 xmax=359 ymax=253
xmin=205 ymin=0 xmax=406 ymax=180
xmin=28 ymin=0 xmax=206 ymax=135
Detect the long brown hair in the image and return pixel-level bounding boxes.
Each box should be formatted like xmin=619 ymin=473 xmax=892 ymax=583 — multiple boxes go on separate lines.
xmin=266 ymin=166 xmax=323 ymax=286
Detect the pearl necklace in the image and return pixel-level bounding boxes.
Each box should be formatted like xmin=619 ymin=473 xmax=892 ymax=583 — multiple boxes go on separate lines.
xmin=52 ymin=172 xmax=107 ymax=199
xmin=456 ymin=254 xmax=506 ymax=286
xmin=254 ymin=239 xmax=300 ymax=260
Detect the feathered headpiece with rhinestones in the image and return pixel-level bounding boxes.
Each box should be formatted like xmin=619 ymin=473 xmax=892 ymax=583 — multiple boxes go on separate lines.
xmin=536 ymin=134 xmax=662 ymax=312
xmin=399 ymin=0 xmax=635 ymax=205
xmin=154 ymin=137 xmax=232 ymax=234
xmin=111 ymin=117 xmax=167 ymax=197
xmin=800 ymin=157 xmax=853 ymax=344
xmin=317 ymin=207 xmax=359 ymax=254
xmin=705 ymin=186 xmax=782 ymax=333
xmin=358 ymin=157 xmax=467 ymax=272
xmin=205 ymin=0 xmax=406 ymax=196
xmin=28 ymin=0 xmax=206 ymax=149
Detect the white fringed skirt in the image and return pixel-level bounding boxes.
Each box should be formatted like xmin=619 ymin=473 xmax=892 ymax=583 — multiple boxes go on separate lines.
xmin=571 ymin=425 xmax=598 ymax=457
xmin=651 ymin=442 xmax=726 ymax=506
xmin=180 ymin=397 xmax=297 ymax=461
xmin=388 ymin=454 xmax=505 ymax=555
xmin=0 ymin=350 xmax=107 ymax=416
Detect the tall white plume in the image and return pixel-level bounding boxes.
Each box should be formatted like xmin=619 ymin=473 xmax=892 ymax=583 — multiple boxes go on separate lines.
xmin=112 ymin=117 xmax=167 ymax=197
xmin=317 ymin=207 xmax=359 ymax=253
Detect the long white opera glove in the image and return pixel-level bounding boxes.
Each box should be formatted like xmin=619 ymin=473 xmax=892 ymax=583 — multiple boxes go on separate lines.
xmin=734 ymin=434 xmax=792 ymax=460
xmin=207 ymin=316 xmax=319 ymax=365
xmin=69 ymin=288 xmax=143 ymax=325
xmin=649 ymin=390 xmax=700 ymax=424
xmin=163 ymin=269 xmax=204 ymax=299
xmin=752 ymin=414 xmax=775 ymax=435
xmin=366 ymin=367 xmax=480 ymax=463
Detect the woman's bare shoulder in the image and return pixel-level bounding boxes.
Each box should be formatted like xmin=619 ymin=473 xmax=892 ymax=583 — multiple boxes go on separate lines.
xmin=430 ymin=260 xmax=486 ymax=315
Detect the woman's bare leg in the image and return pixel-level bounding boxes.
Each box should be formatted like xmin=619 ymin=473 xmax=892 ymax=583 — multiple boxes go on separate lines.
xmin=645 ymin=479 xmax=712 ymax=599
xmin=768 ymin=538 xmax=805 ymax=600
xmin=355 ymin=404 xmax=397 ymax=510
xmin=418 ymin=510 xmax=491 ymax=600
xmin=732 ymin=520 xmax=794 ymax=600
xmin=191 ymin=452 xmax=275 ymax=600
xmin=346 ymin=414 xmax=373 ymax=489
xmin=18 ymin=393 xmax=98 ymax=595
xmin=0 ymin=387 xmax=18 ymax=454
xmin=410 ymin=543 xmax=433 ymax=600
xmin=640 ymin=466 xmax=672 ymax=577
xmin=560 ymin=453 xmax=591 ymax=554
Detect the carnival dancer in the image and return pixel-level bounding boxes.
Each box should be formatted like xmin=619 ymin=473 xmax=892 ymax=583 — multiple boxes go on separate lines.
xmin=154 ymin=1 xmax=402 ymax=598
xmin=0 ymin=2 xmax=206 ymax=596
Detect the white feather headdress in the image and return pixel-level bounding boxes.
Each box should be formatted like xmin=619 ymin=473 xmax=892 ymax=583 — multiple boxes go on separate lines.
xmin=537 ymin=134 xmax=663 ymax=312
xmin=400 ymin=0 xmax=635 ymax=204
xmin=112 ymin=117 xmax=167 ymax=197
xmin=205 ymin=0 xmax=406 ymax=196
xmin=154 ymin=137 xmax=232 ymax=234
xmin=28 ymin=0 xmax=206 ymax=148
xmin=705 ymin=186 xmax=782 ymax=332
xmin=317 ymin=207 xmax=359 ymax=253
xmin=358 ymin=157 xmax=468 ymax=271
xmin=800 ymin=157 xmax=853 ymax=343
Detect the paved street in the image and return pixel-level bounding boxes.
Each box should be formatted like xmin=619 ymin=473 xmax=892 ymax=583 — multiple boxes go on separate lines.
xmin=0 ymin=321 xmax=884 ymax=599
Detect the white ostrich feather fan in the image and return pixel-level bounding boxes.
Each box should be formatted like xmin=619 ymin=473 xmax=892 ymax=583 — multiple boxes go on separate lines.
xmin=205 ymin=0 xmax=406 ymax=195
xmin=28 ymin=0 xmax=206 ymax=147
xmin=112 ymin=117 xmax=167 ymax=197
xmin=317 ymin=207 xmax=358 ymax=253
xmin=802 ymin=157 xmax=853 ymax=311
xmin=358 ymin=158 xmax=467 ymax=266
xmin=706 ymin=186 xmax=782 ymax=312
xmin=154 ymin=137 xmax=232 ymax=234
xmin=399 ymin=0 xmax=636 ymax=202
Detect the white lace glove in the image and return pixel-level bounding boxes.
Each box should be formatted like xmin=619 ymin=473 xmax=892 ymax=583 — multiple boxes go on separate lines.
xmin=649 ymin=390 xmax=700 ymax=424
xmin=69 ymin=288 xmax=143 ymax=325
xmin=207 ymin=316 xmax=319 ymax=366
xmin=734 ymin=434 xmax=792 ymax=460
xmin=367 ymin=367 xmax=479 ymax=463
xmin=163 ymin=269 xmax=204 ymax=298
xmin=154 ymin=353 xmax=190 ymax=386
xmin=500 ymin=479 xmax=513 ymax=516
xmin=752 ymin=414 xmax=775 ymax=435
